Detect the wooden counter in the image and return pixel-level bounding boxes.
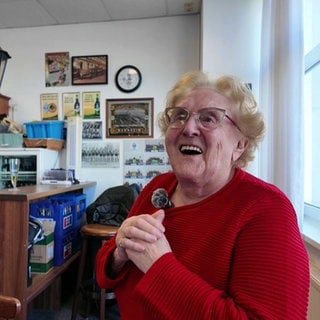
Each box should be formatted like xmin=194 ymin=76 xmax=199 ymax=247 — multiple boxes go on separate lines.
xmin=0 ymin=182 xmax=96 ymax=319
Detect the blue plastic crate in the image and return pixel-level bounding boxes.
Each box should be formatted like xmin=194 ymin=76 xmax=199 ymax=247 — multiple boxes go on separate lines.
xmin=29 ymin=198 xmax=76 ymax=266
xmin=24 ymin=120 xmax=65 ymax=139
xmin=25 ymin=122 xmax=47 ymax=138
xmin=29 ymin=199 xmax=54 ymax=219
xmin=29 ymin=198 xmax=74 ymax=237
xmin=46 ymin=120 xmax=65 ymax=139
xmin=51 ymin=193 xmax=86 ymax=232
xmin=54 ymin=230 xmax=74 ymax=266
xmin=50 ymin=199 xmax=74 ymax=237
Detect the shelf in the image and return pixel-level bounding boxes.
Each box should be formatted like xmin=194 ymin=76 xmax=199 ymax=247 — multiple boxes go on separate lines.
xmin=26 ymin=251 xmax=80 ymax=303
xmin=0 ymin=181 xmax=96 ymax=320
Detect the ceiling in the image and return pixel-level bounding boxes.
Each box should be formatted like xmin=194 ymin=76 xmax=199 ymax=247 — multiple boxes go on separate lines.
xmin=0 ymin=0 xmax=201 ymax=30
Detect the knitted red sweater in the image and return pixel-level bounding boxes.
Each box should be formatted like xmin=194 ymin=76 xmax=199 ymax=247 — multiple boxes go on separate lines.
xmin=96 ymin=169 xmax=310 ymax=319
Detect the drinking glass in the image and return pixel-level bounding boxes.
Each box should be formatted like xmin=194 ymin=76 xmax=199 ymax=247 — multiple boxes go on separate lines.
xmin=9 ymin=158 xmax=20 ymax=190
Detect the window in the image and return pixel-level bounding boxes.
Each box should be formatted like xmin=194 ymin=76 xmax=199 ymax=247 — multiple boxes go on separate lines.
xmin=304 ymin=0 xmax=320 ymax=219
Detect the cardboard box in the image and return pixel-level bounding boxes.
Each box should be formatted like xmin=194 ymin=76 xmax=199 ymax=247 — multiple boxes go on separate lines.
xmin=30 ymin=220 xmax=55 ymax=273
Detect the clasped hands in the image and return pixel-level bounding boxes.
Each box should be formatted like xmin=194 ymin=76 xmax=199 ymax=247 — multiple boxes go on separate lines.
xmin=114 ymin=209 xmax=172 ymax=273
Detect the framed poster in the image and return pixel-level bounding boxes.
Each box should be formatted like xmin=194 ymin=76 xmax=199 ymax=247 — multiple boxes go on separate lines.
xmin=45 ymin=52 xmax=70 ymax=87
xmin=106 ymin=98 xmax=153 ymax=138
xmin=72 ymin=55 xmax=108 ymax=85
xmin=123 ymin=139 xmax=171 ymax=188
xmin=82 ymin=91 xmax=101 ymax=119
xmin=62 ymin=92 xmax=81 ymax=119
xmin=40 ymin=93 xmax=59 ymax=120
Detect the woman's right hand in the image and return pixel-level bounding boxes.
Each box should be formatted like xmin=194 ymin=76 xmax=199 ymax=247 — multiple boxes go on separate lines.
xmin=114 ymin=210 xmax=165 ymax=265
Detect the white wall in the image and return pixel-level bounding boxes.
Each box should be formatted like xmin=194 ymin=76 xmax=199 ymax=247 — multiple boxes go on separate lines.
xmin=0 ymin=15 xmax=200 ymax=198
xmin=0 ymin=2 xmax=263 ymax=199
xmin=0 ymin=16 xmax=200 ymax=129
xmin=202 ymin=0 xmax=262 ymax=89
xmin=201 ymin=0 xmax=262 ymax=175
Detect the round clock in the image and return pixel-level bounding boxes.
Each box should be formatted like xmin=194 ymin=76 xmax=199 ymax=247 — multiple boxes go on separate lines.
xmin=115 ymin=65 xmax=142 ymax=93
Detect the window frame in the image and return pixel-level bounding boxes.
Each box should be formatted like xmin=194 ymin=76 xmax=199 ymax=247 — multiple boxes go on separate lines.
xmin=304 ymin=38 xmax=320 ymax=239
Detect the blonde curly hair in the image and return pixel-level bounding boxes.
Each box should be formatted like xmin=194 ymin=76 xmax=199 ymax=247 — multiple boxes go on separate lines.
xmin=158 ymin=71 xmax=265 ymax=168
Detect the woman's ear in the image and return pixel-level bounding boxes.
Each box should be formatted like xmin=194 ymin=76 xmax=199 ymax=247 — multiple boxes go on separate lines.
xmin=232 ymin=137 xmax=249 ymax=162
xmin=237 ymin=137 xmax=249 ymax=152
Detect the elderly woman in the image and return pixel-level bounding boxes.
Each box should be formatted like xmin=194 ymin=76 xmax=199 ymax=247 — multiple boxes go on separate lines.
xmin=96 ymin=71 xmax=309 ymax=319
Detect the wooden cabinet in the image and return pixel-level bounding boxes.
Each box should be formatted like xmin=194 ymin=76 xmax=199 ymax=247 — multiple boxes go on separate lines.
xmin=0 ymin=93 xmax=10 ymax=115
xmin=0 ymin=182 xmax=96 ymax=319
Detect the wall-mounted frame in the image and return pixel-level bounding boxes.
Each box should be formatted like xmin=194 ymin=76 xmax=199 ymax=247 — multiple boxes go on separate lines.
xmin=82 ymin=121 xmax=103 ymax=139
xmin=62 ymin=92 xmax=81 ymax=119
xmin=106 ymin=98 xmax=154 ymax=138
xmin=40 ymin=93 xmax=59 ymax=120
xmin=45 ymin=52 xmax=70 ymax=87
xmin=72 ymin=55 xmax=108 ymax=85
xmin=82 ymin=91 xmax=101 ymax=119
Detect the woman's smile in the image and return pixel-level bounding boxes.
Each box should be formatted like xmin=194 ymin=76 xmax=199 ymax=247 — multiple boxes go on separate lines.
xmin=179 ymin=144 xmax=203 ymax=154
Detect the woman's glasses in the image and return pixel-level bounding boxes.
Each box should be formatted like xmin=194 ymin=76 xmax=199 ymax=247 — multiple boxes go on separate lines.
xmin=164 ymin=107 xmax=241 ymax=132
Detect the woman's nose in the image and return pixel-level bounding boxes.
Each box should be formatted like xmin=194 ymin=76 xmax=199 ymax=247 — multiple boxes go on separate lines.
xmin=181 ymin=114 xmax=201 ymax=135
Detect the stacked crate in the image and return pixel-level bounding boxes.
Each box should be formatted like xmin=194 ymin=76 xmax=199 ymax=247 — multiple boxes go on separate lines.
xmin=52 ymin=193 xmax=87 ymax=252
xmin=29 ymin=192 xmax=86 ymax=268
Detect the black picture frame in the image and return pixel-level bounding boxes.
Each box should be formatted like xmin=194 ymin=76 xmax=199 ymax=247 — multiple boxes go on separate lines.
xmin=106 ymin=98 xmax=154 ymax=138
xmin=72 ymin=55 xmax=108 ymax=85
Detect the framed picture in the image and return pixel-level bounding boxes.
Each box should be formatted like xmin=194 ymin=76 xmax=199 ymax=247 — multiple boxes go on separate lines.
xmin=62 ymin=92 xmax=81 ymax=119
xmin=82 ymin=121 xmax=103 ymax=139
xmin=40 ymin=93 xmax=59 ymax=120
xmin=82 ymin=91 xmax=101 ymax=119
xmin=106 ymin=98 xmax=154 ymax=138
xmin=45 ymin=52 xmax=70 ymax=87
xmin=72 ymin=55 xmax=108 ymax=85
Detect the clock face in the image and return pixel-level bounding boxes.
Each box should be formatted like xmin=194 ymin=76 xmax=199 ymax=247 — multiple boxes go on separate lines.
xmin=116 ymin=65 xmax=142 ymax=93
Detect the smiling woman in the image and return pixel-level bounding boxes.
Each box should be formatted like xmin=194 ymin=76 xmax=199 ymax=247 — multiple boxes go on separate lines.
xmin=96 ymin=71 xmax=310 ymax=320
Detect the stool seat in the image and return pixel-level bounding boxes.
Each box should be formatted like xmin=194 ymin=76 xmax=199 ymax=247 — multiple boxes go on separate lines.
xmin=81 ymin=224 xmax=118 ymax=239
xmin=71 ymin=224 xmax=119 ymax=320
xmin=0 ymin=294 xmax=21 ymax=319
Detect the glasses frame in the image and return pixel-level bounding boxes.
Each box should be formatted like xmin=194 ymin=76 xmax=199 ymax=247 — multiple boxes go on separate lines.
xmin=165 ymin=106 xmax=242 ymax=132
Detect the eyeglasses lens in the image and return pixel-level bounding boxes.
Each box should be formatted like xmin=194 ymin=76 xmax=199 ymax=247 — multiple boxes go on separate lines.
xmin=166 ymin=107 xmax=226 ymax=129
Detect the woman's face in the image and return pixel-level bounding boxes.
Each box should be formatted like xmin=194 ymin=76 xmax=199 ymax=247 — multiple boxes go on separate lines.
xmin=165 ymin=88 xmax=245 ymax=187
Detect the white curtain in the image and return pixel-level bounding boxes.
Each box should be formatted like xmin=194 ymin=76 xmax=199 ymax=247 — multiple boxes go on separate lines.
xmin=259 ymin=0 xmax=304 ymax=228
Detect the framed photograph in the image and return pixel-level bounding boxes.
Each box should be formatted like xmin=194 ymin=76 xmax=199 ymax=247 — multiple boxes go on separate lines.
xmin=82 ymin=141 xmax=120 ymax=168
xmin=40 ymin=93 xmax=59 ymax=120
xmin=45 ymin=52 xmax=70 ymax=87
xmin=106 ymin=98 xmax=154 ymax=138
xmin=82 ymin=121 xmax=103 ymax=139
xmin=72 ymin=55 xmax=108 ymax=85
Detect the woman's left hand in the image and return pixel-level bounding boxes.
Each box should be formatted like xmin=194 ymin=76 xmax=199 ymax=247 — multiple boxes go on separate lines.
xmin=125 ymin=211 xmax=172 ymax=273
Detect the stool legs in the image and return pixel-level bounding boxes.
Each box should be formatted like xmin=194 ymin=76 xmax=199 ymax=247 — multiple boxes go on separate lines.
xmin=71 ymin=224 xmax=119 ymax=320
xmin=71 ymin=236 xmax=112 ymax=320
xmin=100 ymin=288 xmax=106 ymax=320
xmin=71 ymin=236 xmax=88 ymax=320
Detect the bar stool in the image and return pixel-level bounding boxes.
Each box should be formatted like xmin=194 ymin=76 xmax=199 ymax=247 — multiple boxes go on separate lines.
xmin=0 ymin=294 xmax=21 ymax=320
xmin=71 ymin=224 xmax=118 ymax=320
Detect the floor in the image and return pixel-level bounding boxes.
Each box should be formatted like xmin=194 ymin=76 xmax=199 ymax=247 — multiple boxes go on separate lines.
xmin=27 ymin=298 xmax=120 ymax=320
xmin=27 ymin=256 xmax=120 ymax=320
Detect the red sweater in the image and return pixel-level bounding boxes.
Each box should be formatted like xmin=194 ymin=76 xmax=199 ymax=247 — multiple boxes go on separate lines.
xmin=96 ymin=169 xmax=310 ymax=319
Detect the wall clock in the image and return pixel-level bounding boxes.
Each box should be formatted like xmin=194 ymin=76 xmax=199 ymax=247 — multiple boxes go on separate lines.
xmin=115 ymin=65 xmax=142 ymax=93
